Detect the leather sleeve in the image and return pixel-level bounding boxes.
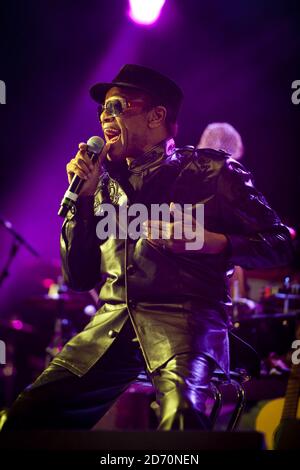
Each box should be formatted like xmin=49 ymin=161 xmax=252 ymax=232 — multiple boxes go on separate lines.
xmin=60 ymin=196 xmax=102 ymax=291
xmin=217 ymin=159 xmax=294 ymax=269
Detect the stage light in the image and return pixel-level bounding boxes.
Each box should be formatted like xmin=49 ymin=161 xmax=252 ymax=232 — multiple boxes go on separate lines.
xmin=128 ymin=0 xmax=166 ymax=25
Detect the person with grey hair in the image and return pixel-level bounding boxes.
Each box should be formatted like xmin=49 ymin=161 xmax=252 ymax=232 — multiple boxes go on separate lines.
xmin=198 ymin=122 xmax=244 ymax=160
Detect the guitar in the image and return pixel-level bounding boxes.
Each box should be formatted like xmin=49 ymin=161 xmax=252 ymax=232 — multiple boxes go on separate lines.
xmin=256 ymin=320 xmax=300 ymax=450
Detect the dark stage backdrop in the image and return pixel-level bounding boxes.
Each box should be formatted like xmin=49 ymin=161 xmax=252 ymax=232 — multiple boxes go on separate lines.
xmin=0 ymin=0 xmax=299 ymax=314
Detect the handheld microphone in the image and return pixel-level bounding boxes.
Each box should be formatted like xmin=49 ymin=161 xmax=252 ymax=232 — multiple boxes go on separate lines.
xmin=58 ymin=136 xmax=105 ymax=218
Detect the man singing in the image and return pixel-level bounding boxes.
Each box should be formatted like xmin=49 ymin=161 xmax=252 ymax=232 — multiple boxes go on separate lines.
xmin=2 ymin=64 xmax=292 ymax=431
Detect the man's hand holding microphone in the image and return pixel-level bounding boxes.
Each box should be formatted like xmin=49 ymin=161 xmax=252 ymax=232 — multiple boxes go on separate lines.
xmin=58 ymin=136 xmax=110 ymax=217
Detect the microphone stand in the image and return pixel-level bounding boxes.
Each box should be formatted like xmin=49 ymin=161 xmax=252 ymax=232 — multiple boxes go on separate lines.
xmin=0 ymin=216 xmax=39 ymax=289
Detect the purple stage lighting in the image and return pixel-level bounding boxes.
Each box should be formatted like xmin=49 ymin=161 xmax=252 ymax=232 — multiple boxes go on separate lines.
xmin=128 ymin=0 xmax=166 ymax=25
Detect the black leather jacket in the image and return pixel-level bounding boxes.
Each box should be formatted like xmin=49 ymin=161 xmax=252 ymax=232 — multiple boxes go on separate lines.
xmin=53 ymin=139 xmax=292 ymax=376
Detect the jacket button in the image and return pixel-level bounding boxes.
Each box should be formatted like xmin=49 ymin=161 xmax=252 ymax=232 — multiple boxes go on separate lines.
xmin=127 ymin=264 xmax=135 ymax=275
xmin=108 ymin=329 xmax=118 ymax=338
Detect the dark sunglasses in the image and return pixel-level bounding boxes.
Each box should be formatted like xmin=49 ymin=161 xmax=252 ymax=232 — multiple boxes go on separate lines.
xmin=97 ymin=97 xmax=146 ymax=120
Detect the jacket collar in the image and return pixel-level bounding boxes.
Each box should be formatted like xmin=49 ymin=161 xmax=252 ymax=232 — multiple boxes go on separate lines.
xmin=127 ymin=138 xmax=176 ymax=174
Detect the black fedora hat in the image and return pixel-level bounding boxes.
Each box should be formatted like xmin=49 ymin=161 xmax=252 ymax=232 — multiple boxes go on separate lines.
xmin=90 ymin=64 xmax=183 ymax=121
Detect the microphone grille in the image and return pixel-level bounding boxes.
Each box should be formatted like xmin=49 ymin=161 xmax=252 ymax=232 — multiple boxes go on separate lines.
xmin=87 ymin=136 xmax=105 ymax=154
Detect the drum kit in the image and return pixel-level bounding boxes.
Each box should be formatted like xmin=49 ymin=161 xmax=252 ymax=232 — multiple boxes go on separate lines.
xmin=229 ymin=273 xmax=300 ymax=377
xmin=231 ymin=274 xmax=300 ymax=319
xmin=1 ymin=215 xmax=300 ymax=406
xmin=0 ymin=285 xmax=97 ymax=358
xmin=1 ymin=274 xmax=299 ymax=391
xmin=0 ymin=279 xmax=98 ymax=406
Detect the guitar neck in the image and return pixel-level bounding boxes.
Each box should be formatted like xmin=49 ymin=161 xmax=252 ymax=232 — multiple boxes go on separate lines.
xmin=281 ymin=364 xmax=300 ymax=420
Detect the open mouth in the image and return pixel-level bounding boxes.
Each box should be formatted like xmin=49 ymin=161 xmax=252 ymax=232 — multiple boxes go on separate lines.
xmin=104 ymin=128 xmax=121 ymax=144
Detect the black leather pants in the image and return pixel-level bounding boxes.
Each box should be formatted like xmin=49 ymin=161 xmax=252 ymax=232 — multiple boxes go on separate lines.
xmin=2 ymin=320 xmax=214 ymax=431
xmin=151 ymin=353 xmax=214 ymax=430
